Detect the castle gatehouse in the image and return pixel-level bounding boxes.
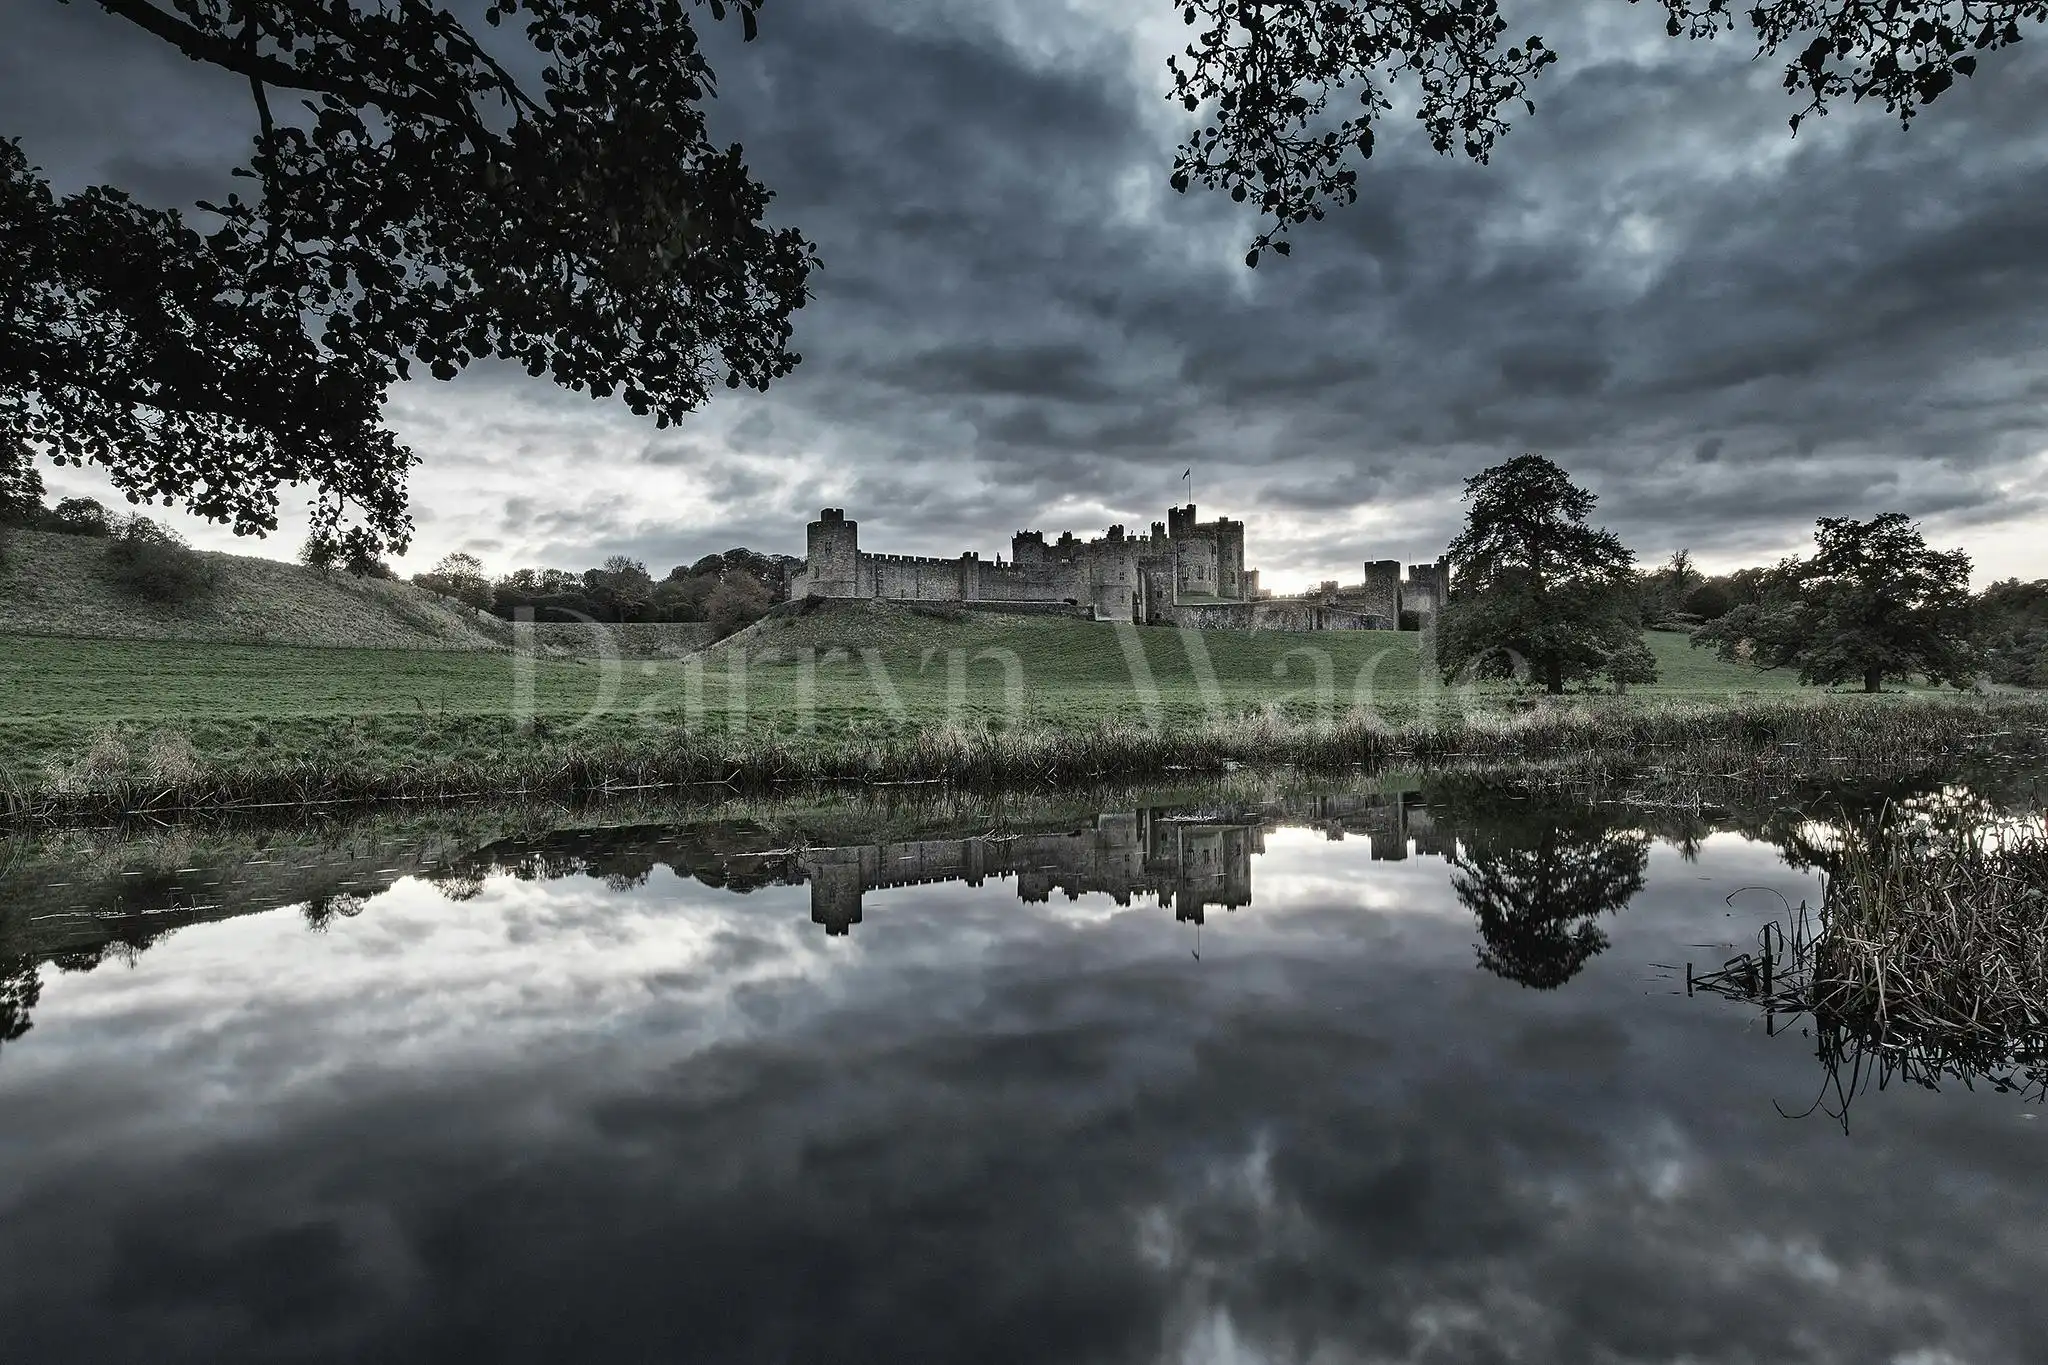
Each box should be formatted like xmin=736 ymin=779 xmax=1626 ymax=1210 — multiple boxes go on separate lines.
xmin=789 ymin=505 xmax=1447 ymax=630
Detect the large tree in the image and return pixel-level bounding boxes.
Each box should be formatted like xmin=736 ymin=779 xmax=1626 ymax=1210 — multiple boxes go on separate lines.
xmin=1693 ymin=513 xmax=1974 ymax=692
xmin=1432 ymin=778 xmax=1648 ymax=990
xmin=3 ymin=0 xmax=815 ymax=557
xmin=1438 ymin=454 xmax=1641 ymax=695
xmin=1166 ymin=1 xmax=2045 ymax=262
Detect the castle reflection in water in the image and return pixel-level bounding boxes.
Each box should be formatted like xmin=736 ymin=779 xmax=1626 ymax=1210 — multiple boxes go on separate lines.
xmin=797 ymin=792 xmax=1446 ymax=935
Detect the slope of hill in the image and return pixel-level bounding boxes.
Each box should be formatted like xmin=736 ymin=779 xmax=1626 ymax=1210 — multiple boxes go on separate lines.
xmin=0 ymin=528 xmax=515 ymax=651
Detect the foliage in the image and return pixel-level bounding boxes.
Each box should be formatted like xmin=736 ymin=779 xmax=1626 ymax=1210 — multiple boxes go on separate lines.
xmin=1602 ymin=639 xmax=1660 ymax=694
xmin=102 ymin=515 xmax=219 ymax=604
xmin=412 ymin=552 xmax=494 ymax=611
xmin=0 ymin=954 xmax=41 ymax=1054
xmin=1168 ymin=2 xmax=2043 ymax=259
xmin=49 ymin=497 xmax=114 ymax=537
xmin=1437 ymin=454 xmax=1640 ymax=694
xmin=1637 ymin=549 xmax=1701 ymax=624
xmin=3 ymin=139 xmax=411 ymax=559
xmin=1975 ymin=578 xmax=2048 ymax=687
xmin=1693 ymin=513 xmax=1974 ymax=692
xmin=344 ymin=545 xmax=397 ymax=580
xmin=488 ymin=546 xmax=794 ymax=626
xmin=3 ymin=1 xmax=815 ymax=556
xmin=298 ymin=535 xmax=340 ymax=571
xmin=1431 ymin=779 xmax=1649 ymax=989
xmin=1 ymin=439 xmax=44 ymax=525
xmin=706 ymin=575 xmax=774 ymax=640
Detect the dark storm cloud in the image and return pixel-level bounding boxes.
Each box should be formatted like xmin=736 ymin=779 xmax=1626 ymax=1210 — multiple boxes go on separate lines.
xmin=5 ymin=0 xmax=2046 ymax=578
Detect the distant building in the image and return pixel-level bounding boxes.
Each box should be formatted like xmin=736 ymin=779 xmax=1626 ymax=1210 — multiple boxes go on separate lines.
xmin=789 ymin=504 xmax=1447 ymax=631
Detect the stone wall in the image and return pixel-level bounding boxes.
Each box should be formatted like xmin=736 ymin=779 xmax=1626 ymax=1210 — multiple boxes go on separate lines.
xmin=865 ymin=552 xmax=968 ymax=602
xmin=1166 ymin=599 xmax=1256 ymax=630
xmin=793 ymin=504 xmax=1443 ymax=635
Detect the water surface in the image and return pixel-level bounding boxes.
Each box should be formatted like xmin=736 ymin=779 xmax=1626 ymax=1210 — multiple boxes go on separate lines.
xmin=1 ymin=780 xmax=2041 ymax=1363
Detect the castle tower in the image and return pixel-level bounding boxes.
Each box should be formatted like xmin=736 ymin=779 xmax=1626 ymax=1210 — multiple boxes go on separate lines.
xmin=802 ymin=848 xmax=867 ymax=935
xmin=1404 ymin=561 xmax=1448 ymax=619
xmin=1214 ymin=518 xmax=1246 ymax=599
xmin=1361 ymin=560 xmax=1402 ymax=627
xmin=803 ymin=509 xmax=861 ymax=598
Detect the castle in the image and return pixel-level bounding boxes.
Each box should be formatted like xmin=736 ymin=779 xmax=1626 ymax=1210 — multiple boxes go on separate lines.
xmin=789 ymin=504 xmax=1449 ymax=631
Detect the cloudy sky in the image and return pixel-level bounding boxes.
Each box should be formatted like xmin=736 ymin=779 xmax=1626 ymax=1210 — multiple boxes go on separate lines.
xmin=7 ymin=0 xmax=2048 ymax=589
xmin=7 ymin=812 xmax=2045 ymax=1361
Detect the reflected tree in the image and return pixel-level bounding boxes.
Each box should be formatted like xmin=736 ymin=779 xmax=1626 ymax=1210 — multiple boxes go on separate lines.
xmin=1436 ymin=782 xmax=1649 ymax=989
xmin=302 ymin=892 xmax=366 ymax=932
xmin=0 ymin=952 xmax=42 ymax=1055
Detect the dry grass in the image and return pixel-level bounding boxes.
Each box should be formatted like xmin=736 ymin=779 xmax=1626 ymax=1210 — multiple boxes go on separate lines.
xmin=7 ymin=692 xmax=2044 ymax=821
xmin=1693 ymin=807 xmax=2048 ymax=1120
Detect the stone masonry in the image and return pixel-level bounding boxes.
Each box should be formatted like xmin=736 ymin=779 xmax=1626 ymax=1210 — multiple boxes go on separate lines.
xmin=788 ymin=504 xmax=1446 ymax=631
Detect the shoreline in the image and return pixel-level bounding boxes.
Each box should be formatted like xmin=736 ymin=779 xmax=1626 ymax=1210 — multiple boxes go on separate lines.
xmin=9 ymin=692 xmax=2045 ymax=822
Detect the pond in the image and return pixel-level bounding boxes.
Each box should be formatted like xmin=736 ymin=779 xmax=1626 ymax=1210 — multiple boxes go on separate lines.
xmin=1 ymin=775 xmax=2043 ymax=1363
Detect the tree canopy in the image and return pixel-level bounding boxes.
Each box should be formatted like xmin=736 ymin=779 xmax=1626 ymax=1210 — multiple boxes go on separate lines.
xmin=1438 ymin=454 xmax=1642 ymax=694
xmin=1693 ymin=512 xmax=1975 ymax=692
xmin=3 ymin=0 xmax=815 ymax=557
xmin=1166 ymin=1 xmax=2046 ymax=262
xmin=1433 ymin=778 xmax=1648 ymax=990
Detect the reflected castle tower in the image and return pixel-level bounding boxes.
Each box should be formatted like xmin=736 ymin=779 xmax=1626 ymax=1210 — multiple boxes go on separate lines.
xmin=801 ymin=811 xmax=1268 ymax=935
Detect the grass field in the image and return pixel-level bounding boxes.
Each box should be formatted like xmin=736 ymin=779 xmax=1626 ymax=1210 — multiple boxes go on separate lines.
xmin=4 ymin=600 xmax=1975 ymax=813
xmin=1 ymin=609 xmax=1806 ymax=759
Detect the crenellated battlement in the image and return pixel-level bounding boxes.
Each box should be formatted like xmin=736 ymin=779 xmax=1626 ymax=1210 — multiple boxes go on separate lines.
xmin=790 ymin=504 xmax=1443 ymax=632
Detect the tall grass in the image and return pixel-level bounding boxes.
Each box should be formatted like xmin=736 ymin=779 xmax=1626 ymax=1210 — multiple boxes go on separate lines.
xmin=7 ymin=693 xmax=2046 ymax=820
xmin=1694 ymin=808 xmax=2048 ymax=1121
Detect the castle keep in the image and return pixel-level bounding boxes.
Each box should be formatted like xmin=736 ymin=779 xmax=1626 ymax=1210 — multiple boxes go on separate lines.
xmin=789 ymin=505 xmax=1448 ymax=630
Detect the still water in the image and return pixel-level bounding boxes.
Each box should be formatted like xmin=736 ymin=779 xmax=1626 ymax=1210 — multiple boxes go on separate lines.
xmin=0 ymin=779 xmax=2042 ymax=1363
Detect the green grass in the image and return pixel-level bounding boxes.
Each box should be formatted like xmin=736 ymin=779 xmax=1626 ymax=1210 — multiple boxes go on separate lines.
xmin=3 ymin=608 xmax=1799 ymax=760
xmin=0 ymin=602 xmax=2002 ymax=814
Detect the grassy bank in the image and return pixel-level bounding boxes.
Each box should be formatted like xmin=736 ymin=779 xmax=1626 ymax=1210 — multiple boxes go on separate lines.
xmin=8 ymin=688 xmax=2045 ymax=819
xmin=0 ymin=528 xmax=513 ymax=650
xmin=3 ymin=602 xmax=2025 ymax=816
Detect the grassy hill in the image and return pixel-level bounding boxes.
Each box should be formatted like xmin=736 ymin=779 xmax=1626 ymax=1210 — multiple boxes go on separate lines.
xmin=0 ymin=528 xmax=514 ymax=650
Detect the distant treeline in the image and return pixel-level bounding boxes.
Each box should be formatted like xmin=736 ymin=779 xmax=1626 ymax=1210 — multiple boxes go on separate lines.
xmin=408 ymin=549 xmax=799 ymax=640
xmin=1637 ymin=551 xmax=2048 ymax=688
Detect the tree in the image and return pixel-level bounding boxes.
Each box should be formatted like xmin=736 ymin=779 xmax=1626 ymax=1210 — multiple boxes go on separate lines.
xmin=1602 ymin=639 xmax=1660 ymax=694
xmin=412 ymin=551 xmax=493 ymax=610
xmin=1693 ymin=513 xmax=1974 ymax=693
xmin=1437 ymin=454 xmax=1640 ymax=695
xmin=3 ymin=1 xmax=815 ymax=557
xmin=584 ymin=554 xmax=655 ymax=622
xmin=1433 ymin=780 xmax=1648 ymax=990
xmin=49 ymin=497 xmax=113 ymax=537
xmin=104 ymin=514 xmax=219 ymax=603
xmin=0 ymin=952 xmax=42 ymax=1055
xmin=1 ymin=440 xmax=45 ymax=524
xmin=1975 ymin=578 xmax=2048 ymax=688
xmin=1639 ymin=548 xmax=1700 ymax=623
xmin=1166 ymin=2 xmax=2042 ymax=261
xmin=705 ymin=575 xmax=771 ymax=640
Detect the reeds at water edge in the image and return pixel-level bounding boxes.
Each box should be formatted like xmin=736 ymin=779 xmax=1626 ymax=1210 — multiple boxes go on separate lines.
xmin=1693 ymin=808 xmax=2048 ymax=1122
